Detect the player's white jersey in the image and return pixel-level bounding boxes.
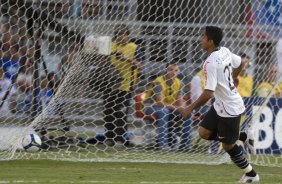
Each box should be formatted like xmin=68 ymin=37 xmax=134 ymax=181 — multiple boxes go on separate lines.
xmin=203 ymin=47 xmax=245 ymax=117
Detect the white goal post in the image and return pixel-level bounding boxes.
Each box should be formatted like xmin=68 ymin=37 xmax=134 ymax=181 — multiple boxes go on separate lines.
xmin=0 ymin=0 xmax=281 ymax=166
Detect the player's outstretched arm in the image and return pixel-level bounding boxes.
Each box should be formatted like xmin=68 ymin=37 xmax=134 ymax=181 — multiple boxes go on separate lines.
xmin=179 ymin=90 xmax=214 ymax=118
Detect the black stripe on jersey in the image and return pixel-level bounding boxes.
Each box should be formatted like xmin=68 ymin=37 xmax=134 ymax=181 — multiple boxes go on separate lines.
xmin=204 ymin=89 xmax=215 ymax=92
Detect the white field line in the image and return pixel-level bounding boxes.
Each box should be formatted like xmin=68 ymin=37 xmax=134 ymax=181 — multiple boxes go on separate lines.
xmin=0 ymin=181 xmax=238 ymax=184
xmin=0 ymin=181 xmax=114 ymax=184
xmin=0 ymin=181 xmax=39 ymax=183
xmin=140 ymin=182 xmax=237 ymax=184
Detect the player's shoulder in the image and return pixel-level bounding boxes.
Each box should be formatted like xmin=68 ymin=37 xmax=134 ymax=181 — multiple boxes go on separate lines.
xmin=210 ymin=47 xmax=233 ymax=62
xmin=205 ymin=53 xmax=217 ymax=65
xmin=212 ymin=47 xmax=231 ymax=56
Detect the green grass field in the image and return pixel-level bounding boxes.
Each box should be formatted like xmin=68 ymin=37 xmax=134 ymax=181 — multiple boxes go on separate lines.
xmin=0 ymin=159 xmax=281 ymax=184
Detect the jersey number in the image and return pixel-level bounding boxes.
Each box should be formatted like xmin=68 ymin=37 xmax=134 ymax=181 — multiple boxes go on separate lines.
xmin=224 ymin=64 xmax=235 ymax=91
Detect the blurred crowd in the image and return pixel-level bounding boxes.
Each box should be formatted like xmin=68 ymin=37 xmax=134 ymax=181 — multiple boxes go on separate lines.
xmin=1 ymin=3 xmax=282 ymax=119
xmin=0 ymin=18 xmax=60 ymax=116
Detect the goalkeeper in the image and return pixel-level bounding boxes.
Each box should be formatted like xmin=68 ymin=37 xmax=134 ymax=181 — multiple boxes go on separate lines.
xmin=103 ymin=25 xmax=141 ymax=146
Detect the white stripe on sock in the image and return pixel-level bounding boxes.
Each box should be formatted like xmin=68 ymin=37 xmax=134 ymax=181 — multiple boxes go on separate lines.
xmin=243 ymin=164 xmax=252 ymax=173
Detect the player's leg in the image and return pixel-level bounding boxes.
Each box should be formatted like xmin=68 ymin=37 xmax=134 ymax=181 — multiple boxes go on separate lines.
xmin=198 ymin=106 xmax=218 ymax=141
xmin=218 ymin=116 xmax=259 ymax=183
xmin=238 ymin=130 xmax=256 ymax=154
xmin=222 ymin=142 xmax=259 ymax=183
xmin=195 ymin=105 xmax=219 ymax=154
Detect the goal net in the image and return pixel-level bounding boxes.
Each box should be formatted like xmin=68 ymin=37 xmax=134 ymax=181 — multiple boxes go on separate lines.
xmin=0 ymin=0 xmax=281 ymax=166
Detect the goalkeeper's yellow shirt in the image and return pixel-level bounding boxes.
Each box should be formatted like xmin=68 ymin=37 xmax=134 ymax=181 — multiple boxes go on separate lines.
xmin=111 ymin=42 xmax=138 ymax=92
xmin=237 ymin=75 xmax=253 ymax=97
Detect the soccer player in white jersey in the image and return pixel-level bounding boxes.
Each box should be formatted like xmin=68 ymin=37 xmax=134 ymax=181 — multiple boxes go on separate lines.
xmin=179 ymin=26 xmax=259 ymax=183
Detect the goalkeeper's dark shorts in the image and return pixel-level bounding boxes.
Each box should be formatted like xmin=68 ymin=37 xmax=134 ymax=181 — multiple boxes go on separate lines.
xmin=199 ymin=106 xmax=241 ymax=144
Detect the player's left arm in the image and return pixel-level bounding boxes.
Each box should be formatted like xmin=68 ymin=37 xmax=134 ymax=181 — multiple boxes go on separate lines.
xmin=191 ymin=90 xmax=214 ymax=109
xmin=179 ymin=89 xmax=214 ymax=118
xmin=179 ymin=61 xmax=216 ymax=118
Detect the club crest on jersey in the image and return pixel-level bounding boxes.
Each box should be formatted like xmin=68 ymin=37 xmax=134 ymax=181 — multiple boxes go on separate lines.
xmin=215 ymin=58 xmax=223 ymax=64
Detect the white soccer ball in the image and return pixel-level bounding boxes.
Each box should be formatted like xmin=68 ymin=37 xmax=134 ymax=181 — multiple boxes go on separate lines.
xmin=22 ymin=134 xmax=42 ymax=152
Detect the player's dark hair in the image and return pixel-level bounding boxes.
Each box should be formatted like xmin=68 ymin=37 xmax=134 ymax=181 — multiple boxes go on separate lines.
xmin=47 ymin=72 xmax=56 ymax=89
xmin=205 ymin=26 xmax=223 ymax=47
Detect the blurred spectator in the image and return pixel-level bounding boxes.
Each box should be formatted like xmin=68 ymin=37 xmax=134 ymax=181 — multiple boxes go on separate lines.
xmin=70 ymin=0 xmax=82 ymax=18
xmin=41 ymin=37 xmax=63 ymax=74
xmin=0 ymin=67 xmax=17 ymax=114
xmin=236 ymin=53 xmax=253 ymax=97
xmin=1 ymin=23 xmax=11 ymax=51
xmin=1 ymin=21 xmax=33 ymax=114
xmin=58 ymin=41 xmax=80 ymax=79
xmin=0 ymin=43 xmax=2 ymax=59
xmin=190 ymin=68 xmax=205 ymax=103
xmin=0 ymin=44 xmax=21 ymax=80
xmin=255 ymin=65 xmax=282 ymax=97
xmin=40 ymin=72 xmax=58 ymax=111
xmin=56 ymin=2 xmax=71 ymax=18
xmin=81 ymin=2 xmax=101 ymax=19
xmin=15 ymin=90 xmax=32 ymax=114
xmin=144 ymin=63 xmax=191 ymax=151
xmin=16 ymin=62 xmax=33 ymax=92
xmin=15 ymin=62 xmax=33 ymax=114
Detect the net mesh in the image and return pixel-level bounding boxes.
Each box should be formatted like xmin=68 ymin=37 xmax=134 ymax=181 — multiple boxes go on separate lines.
xmin=0 ymin=0 xmax=281 ymax=166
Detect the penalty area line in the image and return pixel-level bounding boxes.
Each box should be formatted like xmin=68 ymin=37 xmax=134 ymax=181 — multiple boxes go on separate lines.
xmin=0 ymin=181 xmax=39 ymax=183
